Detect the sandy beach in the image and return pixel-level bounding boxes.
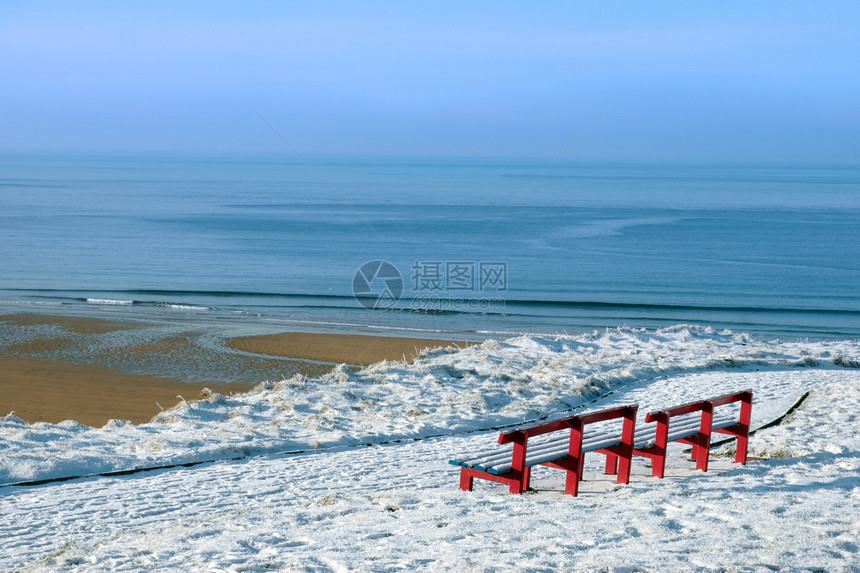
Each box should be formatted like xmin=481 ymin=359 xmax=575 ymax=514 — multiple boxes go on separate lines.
xmin=226 ymin=331 xmax=474 ymax=366
xmin=0 ymin=314 xmax=473 ymax=427
xmin=0 ymin=357 xmax=252 ymax=427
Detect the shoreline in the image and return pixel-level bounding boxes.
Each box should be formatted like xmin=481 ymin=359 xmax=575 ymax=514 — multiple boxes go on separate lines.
xmin=0 ymin=313 xmax=475 ymax=427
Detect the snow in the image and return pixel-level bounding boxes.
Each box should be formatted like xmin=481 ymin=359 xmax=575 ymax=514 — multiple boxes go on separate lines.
xmin=1 ymin=326 xmax=859 ymax=571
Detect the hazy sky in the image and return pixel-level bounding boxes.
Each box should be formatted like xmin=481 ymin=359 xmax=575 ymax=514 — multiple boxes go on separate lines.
xmin=2 ymin=1 xmax=858 ymax=162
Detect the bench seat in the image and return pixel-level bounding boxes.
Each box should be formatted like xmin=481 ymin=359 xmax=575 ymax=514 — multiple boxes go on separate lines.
xmin=456 ymin=428 xmax=628 ymax=476
xmin=633 ymin=411 xmax=737 ymax=449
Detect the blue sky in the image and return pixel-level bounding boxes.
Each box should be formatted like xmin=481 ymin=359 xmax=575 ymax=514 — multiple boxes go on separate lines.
xmin=1 ymin=1 xmax=858 ymax=161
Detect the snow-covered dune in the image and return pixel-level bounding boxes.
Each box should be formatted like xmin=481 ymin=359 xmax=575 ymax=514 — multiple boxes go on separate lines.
xmin=2 ymin=326 xmax=857 ymax=485
xmin=1 ymin=366 xmax=859 ymax=570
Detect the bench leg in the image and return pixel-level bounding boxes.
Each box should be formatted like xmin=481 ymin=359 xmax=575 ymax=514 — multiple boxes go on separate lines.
xmin=716 ymin=425 xmax=750 ymax=465
xmin=695 ymin=446 xmax=709 ymax=472
xmin=653 ymin=452 xmax=666 ymax=478
xmin=560 ymin=453 xmax=586 ymax=496
xmin=459 ymin=469 xmax=474 ymax=492
xmin=617 ymin=454 xmax=632 ymax=485
xmin=735 ymin=428 xmax=749 ymax=464
xmin=564 ymin=465 xmax=581 ymax=496
xmin=679 ymin=436 xmax=710 ymax=472
xmin=506 ymin=468 xmax=529 ymax=494
xmin=735 ymin=433 xmax=749 ymax=465
xmin=605 ymin=454 xmax=618 ymax=475
xmin=695 ymin=435 xmax=711 ymax=472
xmin=735 ymin=435 xmax=749 ymax=464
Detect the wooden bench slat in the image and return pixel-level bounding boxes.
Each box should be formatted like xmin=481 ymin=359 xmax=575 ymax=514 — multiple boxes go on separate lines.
xmin=453 ymin=428 xmax=619 ymax=469
xmin=475 ymin=432 xmax=625 ymax=474
xmin=633 ymin=413 xmax=736 ymax=449
xmin=486 ymin=433 xmax=627 ymax=475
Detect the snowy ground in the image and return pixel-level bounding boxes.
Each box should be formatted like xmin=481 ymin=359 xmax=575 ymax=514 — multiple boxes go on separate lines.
xmin=2 ymin=327 xmax=859 ymax=571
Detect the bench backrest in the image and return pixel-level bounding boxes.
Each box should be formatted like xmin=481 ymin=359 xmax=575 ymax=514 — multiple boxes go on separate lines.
xmin=498 ymin=404 xmax=639 ymax=444
xmin=644 ymin=389 xmax=753 ymax=425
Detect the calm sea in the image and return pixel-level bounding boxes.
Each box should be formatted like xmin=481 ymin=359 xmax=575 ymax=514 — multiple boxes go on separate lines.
xmin=1 ymin=153 xmax=858 ymax=340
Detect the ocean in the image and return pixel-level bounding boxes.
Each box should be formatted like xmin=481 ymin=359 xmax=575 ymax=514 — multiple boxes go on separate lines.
xmin=1 ymin=153 xmax=859 ymax=340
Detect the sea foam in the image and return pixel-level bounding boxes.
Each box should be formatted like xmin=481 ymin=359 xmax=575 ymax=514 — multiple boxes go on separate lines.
xmin=86 ymin=298 xmax=134 ymax=305
xmin=1 ymin=325 xmax=857 ymax=485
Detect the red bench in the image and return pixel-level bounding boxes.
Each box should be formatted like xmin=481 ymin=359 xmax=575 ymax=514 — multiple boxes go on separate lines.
xmin=452 ymin=404 xmax=638 ymax=496
xmin=450 ymin=390 xmax=752 ymax=496
xmin=624 ymin=389 xmax=752 ymax=478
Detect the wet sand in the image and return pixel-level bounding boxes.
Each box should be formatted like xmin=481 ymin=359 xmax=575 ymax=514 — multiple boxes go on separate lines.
xmin=226 ymin=331 xmax=474 ymax=366
xmin=0 ymin=314 xmax=474 ymax=427
xmin=0 ymin=314 xmax=134 ymax=335
xmin=0 ymin=358 xmax=252 ymax=427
